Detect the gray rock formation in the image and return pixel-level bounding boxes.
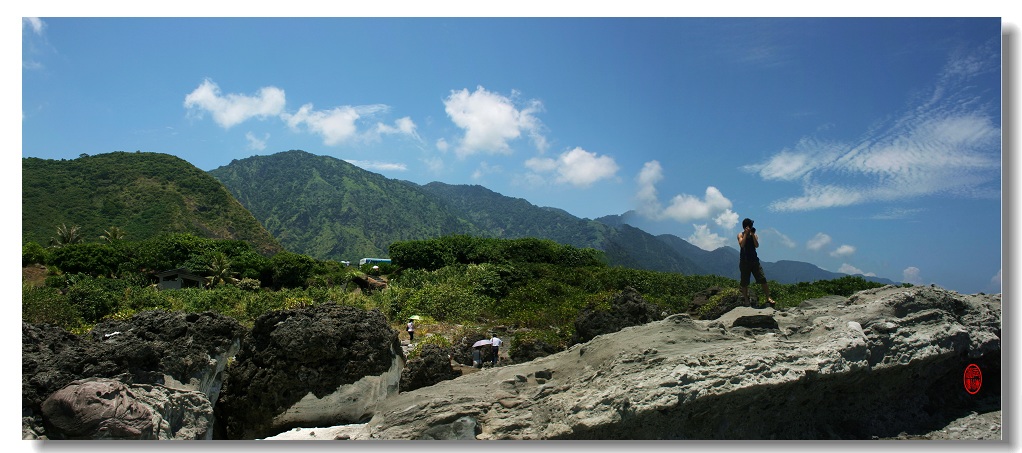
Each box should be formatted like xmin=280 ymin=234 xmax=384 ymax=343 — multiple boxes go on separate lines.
xmin=214 ymin=304 xmax=403 ymax=439
xmin=40 ymin=377 xmax=213 ymax=440
xmin=22 ymin=311 xmax=246 ymax=439
xmin=343 ymin=285 xmax=1000 ymax=440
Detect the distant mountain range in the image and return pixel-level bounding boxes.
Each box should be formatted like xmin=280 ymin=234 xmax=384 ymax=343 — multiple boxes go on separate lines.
xmin=209 ymin=150 xmax=896 ymax=285
xmin=22 ymin=150 xmax=896 ymax=286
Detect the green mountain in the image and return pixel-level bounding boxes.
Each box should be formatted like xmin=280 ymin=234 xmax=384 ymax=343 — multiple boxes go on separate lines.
xmin=22 ymin=152 xmax=282 ymax=254
xmin=208 ymin=150 xmax=479 ymax=262
xmin=208 ymin=150 xmax=897 ymax=285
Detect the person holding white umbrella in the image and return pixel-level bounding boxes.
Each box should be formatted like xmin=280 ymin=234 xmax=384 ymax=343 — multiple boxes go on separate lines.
xmin=490 ymin=335 xmax=503 ymax=365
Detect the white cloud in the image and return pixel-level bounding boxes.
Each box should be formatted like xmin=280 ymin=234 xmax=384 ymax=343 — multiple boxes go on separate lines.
xmin=714 ymin=209 xmax=739 ymax=229
xmin=184 ymin=79 xmax=286 ymax=129
xmin=806 ymin=233 xmax=832 ymax=251
xmin=634 ymin=161 xmax=738 ymax=246
xmin=839 ymin=263 xmax=876 ymax=277
xmin=283 ymin=103 xmax=388 ymax=146
xmin=903 ymin=267 xmax=924 ymax=285
xmin=524 ymin=147 xmax=619 ymax=188
xmin=688 ymin=224 xmax=729 ymax=251
xmin=635 ymin=160 xmax=665 ymax=218
xmin=345 ymin=160 xmax=407 ymax=172
xmin=245 ymin=132 xmax=268 ymax=151
xmin=830 ymin=244 xmax=856 ymax=258
xmin=23 ymin=18 xmax=45 ymax=35
xmin=662 ymin=186 xmax=733 ymax=223
xmin=436 ymin=138 xmax=450 ymax=152
xmin=443 ymin=86 xmax=547 ymax=157
xmin=747 ymin=46 xmax=1001 ymax=212
xmin=374 ymin=116 xmax=421 ymax=141
xmin=989 ymin=269 xmax=1001 ymax=292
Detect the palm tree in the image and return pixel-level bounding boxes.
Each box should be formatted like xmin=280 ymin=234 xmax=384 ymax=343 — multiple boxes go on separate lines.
xmin=49 ymin=223 xmax=84 ymax=248
xmin=205 ymin=252 xmax=239 ymax=288
xmin=99 ymin=226 xmax=127 ymax=243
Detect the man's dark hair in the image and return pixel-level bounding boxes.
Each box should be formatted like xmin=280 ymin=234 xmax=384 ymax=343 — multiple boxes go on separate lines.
xmin=742 ymin=218 xmax=754 ymax=229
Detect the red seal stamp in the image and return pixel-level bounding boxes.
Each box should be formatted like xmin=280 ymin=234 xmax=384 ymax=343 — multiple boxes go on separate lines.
xmin=963 ymin=363 xmax=982 ymax=395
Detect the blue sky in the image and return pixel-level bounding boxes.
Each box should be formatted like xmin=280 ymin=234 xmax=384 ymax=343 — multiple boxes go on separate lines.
xmin=18 ymin=14 xmax=1008 ymax=294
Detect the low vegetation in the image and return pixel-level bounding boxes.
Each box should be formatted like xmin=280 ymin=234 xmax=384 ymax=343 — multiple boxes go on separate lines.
xmin=23 ymin=231 xmax=890 ymax=350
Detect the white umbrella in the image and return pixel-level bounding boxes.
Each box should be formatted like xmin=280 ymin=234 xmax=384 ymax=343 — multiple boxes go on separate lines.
xmin=472 ymin=339 xmax=492 ymax=347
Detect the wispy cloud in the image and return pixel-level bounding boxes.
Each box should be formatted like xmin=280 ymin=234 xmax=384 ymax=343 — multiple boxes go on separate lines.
xmin=444 ymin=86 xmax=547 ymax=158
xmin=524 ymin=147 xmax=619 ymax=188
xmin=472 ymin=161 xmax=502 ymax=181
xmin=184 ymin=79 xmax=286 ymax=129
xmin=23 ymin=17 xmax=45 ymax=35
xmin=245 ymin=132 xmax=269 ymax=151
xmin=871 ymin=207 xmax=926 ymax=220
xmin=839 ymin=263 xmax=875 ymax=277
xmin=744 ymin=46 xmax=1000 ymax=211
xmin=806 ymin=232 xmax=832 ymax=251
xmin=345 ymin=160 xmax=408 ymax=172
xmin=765 ymin=228 xmax=797 ymax=248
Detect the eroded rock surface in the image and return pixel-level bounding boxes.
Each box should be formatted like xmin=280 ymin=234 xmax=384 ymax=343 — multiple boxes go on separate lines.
xmin=351 ymin=286 xmax=1000 ymax=440
xmin=40 ymin=377 xmax=213 ymax=440
xmin=22 ymin=311 xmax=245 ymax=439
xmin=214 ymin=304 xmax=402 ymax=439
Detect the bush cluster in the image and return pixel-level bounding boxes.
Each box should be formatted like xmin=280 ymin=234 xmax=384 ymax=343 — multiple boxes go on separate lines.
xmin=23 ymin=232 xmax=887 ymax=350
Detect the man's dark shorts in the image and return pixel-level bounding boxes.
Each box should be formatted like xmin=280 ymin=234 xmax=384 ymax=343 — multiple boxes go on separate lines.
xmin=740 ymin=259 xmax=767 ymax=286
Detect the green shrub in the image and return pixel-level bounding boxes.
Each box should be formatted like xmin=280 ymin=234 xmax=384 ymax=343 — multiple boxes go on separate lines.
xmin=23 ymin=242 xmax=50 ymax=266
xmin=22 ymin=284 xmax=82 ymax=330
xmin=407 ymin=334 xmax=453 ymax=359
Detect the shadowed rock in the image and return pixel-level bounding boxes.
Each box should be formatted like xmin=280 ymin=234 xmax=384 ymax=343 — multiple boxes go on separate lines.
xmin=571 ymin=286 xmax=663 ymax=345
xmin=214 ymin=304 xmax=402 ymax=439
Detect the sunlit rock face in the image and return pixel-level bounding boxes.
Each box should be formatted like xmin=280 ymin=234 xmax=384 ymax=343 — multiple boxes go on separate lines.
xmin=357 ymin=286 xmax=1000 ymax=440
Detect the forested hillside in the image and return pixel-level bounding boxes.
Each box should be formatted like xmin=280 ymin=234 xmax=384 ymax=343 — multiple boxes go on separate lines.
xmin=22 ymin=152 xmax=281 ymax=254
xmin=209 ymin=150 xmax=480 ymax=262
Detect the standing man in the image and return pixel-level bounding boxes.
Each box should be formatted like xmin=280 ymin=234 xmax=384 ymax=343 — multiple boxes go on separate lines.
xmin=490 ymin=334 xmax=502 ymax=365
xmin=738 ymin=218 xmax=775 ymax=307
xmin=406 ymin=318 xmax=415 ymax=342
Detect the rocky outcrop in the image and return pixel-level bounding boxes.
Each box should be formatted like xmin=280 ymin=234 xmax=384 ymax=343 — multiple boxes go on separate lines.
xmin=22 ymin=311 xmax=246 ymax=439
xmin=214 ymin=304 xmax=402 ymax=440
xmin=345 ymin=285 xmax=1000 ymax=440
xmin=400 ymin=344 xmax=461 ymax=392
xmin=40 ymin=378 xmax=213 ymax=440
xmin=571 ymin=286 xmax=663 ymax=344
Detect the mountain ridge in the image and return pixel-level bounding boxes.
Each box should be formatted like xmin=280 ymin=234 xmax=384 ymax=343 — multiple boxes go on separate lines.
xmin=210 ymin=150 xmax=896 ymax=285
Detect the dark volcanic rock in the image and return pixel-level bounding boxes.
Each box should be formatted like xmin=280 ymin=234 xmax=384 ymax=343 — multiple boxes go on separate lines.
xmin=731 ymin=314 xmax=779 ymax=330
xmin=215 ymin=303 xmax=402 ymax=440
xmin=400 ymin=344 xmax=460 ymax=392
xmin=509 ymin=337 xmax=561 ymax=363
xmin=571 ymin=287 xmax=662 ymax=345
xmin=22 ymin=311 xmax=245 ymax=439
